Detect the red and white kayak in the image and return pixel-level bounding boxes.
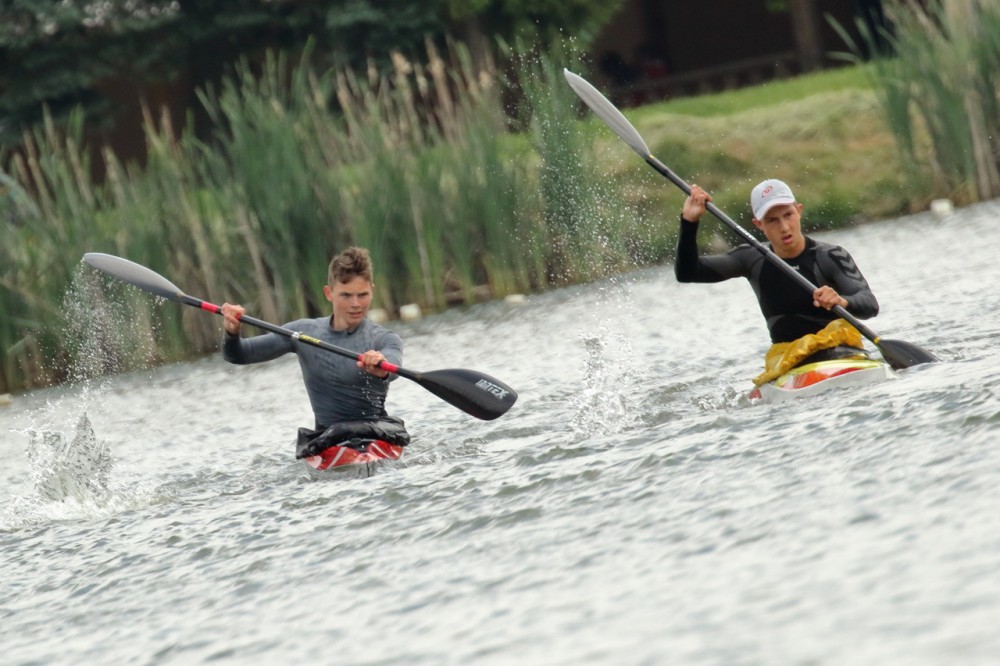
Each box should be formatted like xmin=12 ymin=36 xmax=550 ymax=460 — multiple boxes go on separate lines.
xmin=749 ymin=356 xmax=895 ymax=403
xmin=303 ymin=439 xmax=404 ymax=471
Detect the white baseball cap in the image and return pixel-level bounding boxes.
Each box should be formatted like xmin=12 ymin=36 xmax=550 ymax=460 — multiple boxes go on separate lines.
xmin=751 ymin=179 xmax=796 ymax=220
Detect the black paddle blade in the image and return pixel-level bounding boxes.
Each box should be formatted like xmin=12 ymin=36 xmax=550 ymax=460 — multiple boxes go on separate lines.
xmin=83 ymin=253 xmax=185 ymax=301
xmin=877 ymin=338 xmax=938 ymax=370
xmin=416 ymin=368 xmax=518 ymax=420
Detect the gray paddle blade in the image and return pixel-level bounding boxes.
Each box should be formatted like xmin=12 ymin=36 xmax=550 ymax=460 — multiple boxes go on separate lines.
xmin=83 ymin=253 xmax=185 ymax=302
xmin=563 ymin=69 xmax=651 ymax=158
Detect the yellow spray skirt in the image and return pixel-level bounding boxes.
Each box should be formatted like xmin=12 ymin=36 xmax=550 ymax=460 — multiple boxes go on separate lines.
xmin=754 ymin=319 xmax=864 ymax=387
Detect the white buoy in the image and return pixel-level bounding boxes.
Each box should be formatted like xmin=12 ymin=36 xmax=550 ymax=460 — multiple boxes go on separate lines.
xmin=504 ymin=294 xmax=527 ymax=305
xmin=930 ymin=199 xmax=954 ymax=217
xmin=0 ymin=393 xmax=11 ymax=407
xmin=399 ymin=303 xmax=423 ymax=322
xmin=368 ymin=308 xmax=389 ymax=324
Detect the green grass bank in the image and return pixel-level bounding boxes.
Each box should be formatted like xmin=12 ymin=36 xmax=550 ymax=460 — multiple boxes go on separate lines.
xmin=594 ymin=64 xmax=932 ymax=248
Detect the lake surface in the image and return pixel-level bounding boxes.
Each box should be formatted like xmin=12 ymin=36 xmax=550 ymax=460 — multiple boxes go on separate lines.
xmin=3 ymin=201 xmax=999 ymax=665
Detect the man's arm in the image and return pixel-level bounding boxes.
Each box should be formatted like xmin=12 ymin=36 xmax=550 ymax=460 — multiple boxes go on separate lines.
xmin=356 ymin=328 xmax=404 ymax=380
xmin=817 ymin=244 xmax=879 ymax=318
xmin=220 ymin=301 xmax=296 ymax=364
xmin=675 ymin=219 xmax=747 ymax=283
xmin=223 ymin=330 xmax=295 ymax=365
xmin=675 ymin=185 xmax=746 ymax=283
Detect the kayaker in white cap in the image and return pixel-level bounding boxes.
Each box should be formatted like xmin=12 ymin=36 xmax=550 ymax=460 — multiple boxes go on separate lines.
xmin=675 ymin=179 xmax=880 ymax=386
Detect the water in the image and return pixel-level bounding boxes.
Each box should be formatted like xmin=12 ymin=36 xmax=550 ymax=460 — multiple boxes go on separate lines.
xmin=2 ymin=202 xmax=1000 ymax=665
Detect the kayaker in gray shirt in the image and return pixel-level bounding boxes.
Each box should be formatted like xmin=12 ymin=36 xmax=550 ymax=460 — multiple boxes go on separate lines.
xmin=220 ymin=247 xmax=408 ymax=451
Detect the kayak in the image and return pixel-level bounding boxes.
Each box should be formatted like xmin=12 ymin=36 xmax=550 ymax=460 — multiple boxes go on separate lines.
xmin=302 ymin=439 xmax=404 ymax=471
xmin=296 ymin=419 xmax=409 ymax=472
xmin=749 ymin=349 xmax=895 ymax=402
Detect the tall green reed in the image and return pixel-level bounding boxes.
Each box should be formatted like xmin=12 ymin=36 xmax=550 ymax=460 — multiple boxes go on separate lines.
xmin=199 ymin=47 xmax=347 ymax=321
xmin=835 ymin=0 xmax=1000 ymax=202
xmin=507 ymin=39 xmax=643 ymax=284
xmin=0 ymin=108 xmax=186 ymax=388
xmin=332 ymin=40 xmax=551 ymax=309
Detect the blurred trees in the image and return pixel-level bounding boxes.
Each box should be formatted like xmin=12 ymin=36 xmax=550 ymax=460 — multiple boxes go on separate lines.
xmin=0 ymin=0 xmax=623 ymax=145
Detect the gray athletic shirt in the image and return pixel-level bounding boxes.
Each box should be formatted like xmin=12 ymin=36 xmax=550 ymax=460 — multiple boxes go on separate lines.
xmin=223 ymin=317 xmax=402 ymax=428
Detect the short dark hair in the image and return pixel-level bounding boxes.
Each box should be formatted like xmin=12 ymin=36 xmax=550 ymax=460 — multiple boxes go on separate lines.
xmin=328 ymin=246 xmax=373 ymax=285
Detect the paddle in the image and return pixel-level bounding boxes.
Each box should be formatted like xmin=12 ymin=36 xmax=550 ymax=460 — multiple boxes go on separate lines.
xmin=82 ymin=252 xmax=518 ymax=420
xmin=563 ymin=69 xmax=937 ymax=370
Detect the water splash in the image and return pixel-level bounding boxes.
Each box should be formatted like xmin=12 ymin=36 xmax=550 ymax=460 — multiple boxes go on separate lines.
xmin=570 ymin=326 xmax=643 ymax=437
xmin=0 ymin=267 xmax=163 ymax=530
xmin=61 ymin=266 xmax=161 ymax=384
xmin=19 ymin=265 xmax=157 ymax=502
xmin=25 ymin=412 xmax=113 ymax=503
xmin=0 ymin=408 xmax=161 ymax=533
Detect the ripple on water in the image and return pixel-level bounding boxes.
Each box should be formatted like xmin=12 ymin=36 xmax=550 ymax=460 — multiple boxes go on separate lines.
xmin=4 ymin=205 xmax=1000 ymax=663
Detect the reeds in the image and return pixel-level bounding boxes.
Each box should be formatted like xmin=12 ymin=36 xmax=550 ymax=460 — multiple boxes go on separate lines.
xmin=0 ymin=39 xmax=646 ymax=392
xmin=836 ymin=0 xmax=1000 ymax=203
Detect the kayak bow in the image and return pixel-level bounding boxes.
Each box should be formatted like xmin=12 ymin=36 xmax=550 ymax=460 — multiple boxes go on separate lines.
xmin=303 ymin=439 xmax=404 ymax=471
xmin=749 ymin=356 xmax=895 ymax=402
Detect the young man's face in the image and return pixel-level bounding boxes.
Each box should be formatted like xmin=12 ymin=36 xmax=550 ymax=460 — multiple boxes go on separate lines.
xmin=324 ymin=275 xmax=373 ymax=330
xmin=753 ymin=202 xmax=806 ymax=258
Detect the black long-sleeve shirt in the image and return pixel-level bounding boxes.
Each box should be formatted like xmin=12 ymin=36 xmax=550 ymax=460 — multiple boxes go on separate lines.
xmin=675 ymin=219 xmax=879 ymax=343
